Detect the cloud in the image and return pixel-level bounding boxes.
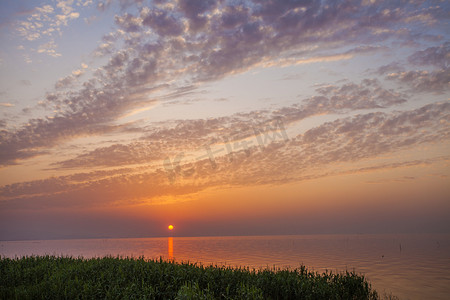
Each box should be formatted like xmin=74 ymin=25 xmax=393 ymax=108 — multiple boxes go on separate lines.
xmin=1 ymin=102 xmax=448 ymax=210
xmin=202 ymin=102 xmax=450 ymax=187
xmin=1 ymin=0 xmax=447 ymax=167
xmin=97 ymin=0 xmax=113 ymax=12
xmin=0 ymin=103 xmax=14 ymax=107
xmin=220 ymin=4 xmax=250 ymax=29
xmin=161 ymin=101 xmax=450 ymax=189
xmin=37 ymin=40 xmax=61 ymax=57
xmin=377 ymin=42 xmax=450 ymax=93
xmin=55 ymin=12 xmax=80 ymax=27
xmin=16 ymin=21 xmax=42 ymax=41
xmin=376 ymin=62 xmax=405 ymax=75
xmin=78 ymin=0 xmax=94 ymax=7
xmin=14 ymin=0 xmax=90 ymax=56
xmin=408 ymin=42 xmax=450 ymax=68
xmin=118 ymin=0 xmax=144 ymax=10
xmin=306 ymin=79 xmax=407 ymax=110
xmin=55 ymin=66 xmax=87 ymax=89
xmin=72 ymin=69 xmax=84 ymax=76
xmin=178 ymin=0 xmax=218 ymax=31
xmin=263 ymin=53 xmax=354 ymax=68
xmin=115 ymin=13 xmax=142 ymax=32
xmin=0 ymin=166 xmax=203 ymax=210
xmin=111 ymin=0 xmax=439 ymax=82
xmin=139 ymin=7 xmax=184 ymax=36
xmin=51 ymin=79 xmax=408 ymax=169
xmin=55 ymin=75 xmax=76 ymax=89
xmin=386 ymin=69 xmax=450 ymax=93
xmin=36 ymin=5 xmax=55 ymax=15
xmin=23 ymin=54 xmax=32 ymax=64
xmin=0 ymin=109 xmax=131 ymax=166
xmin=56 ymin=142 xmax=169 ymax=168
xmin=296 ymin=102 xmax=449 ymax=166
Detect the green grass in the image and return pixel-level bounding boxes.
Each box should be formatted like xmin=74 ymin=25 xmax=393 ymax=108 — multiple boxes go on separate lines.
xmin=0 ymin=256 xmax=380 ymax=299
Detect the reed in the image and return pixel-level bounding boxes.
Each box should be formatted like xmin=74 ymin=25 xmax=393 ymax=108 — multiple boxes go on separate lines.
xmin=1 ymin=255 xmax=380 ymax=299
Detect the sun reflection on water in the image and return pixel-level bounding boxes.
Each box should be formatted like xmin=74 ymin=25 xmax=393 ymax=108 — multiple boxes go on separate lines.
xmin=168 ymin=237 xmax=173 ymax=260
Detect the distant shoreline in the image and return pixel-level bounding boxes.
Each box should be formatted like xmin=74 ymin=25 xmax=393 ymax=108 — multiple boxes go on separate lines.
xmin=2 ymin=232 xmax=448 ymax=242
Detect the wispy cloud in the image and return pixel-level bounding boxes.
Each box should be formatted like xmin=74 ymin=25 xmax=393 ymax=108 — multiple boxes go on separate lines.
xmin=377 ymin=42 xmax=450 ymax=94
xmin=408 ymin=42 xmax=450 ymax=68
xmin=386 ymin=69 xmax=450 ymax=94
xmin=14 ymin=0 xmax=88 ymax=57
xmin=49 ymin=78 xmax=406 ymax=169
xmin=2 ymin=101 xmax=448 ymax=210
xmin=37 ymin=40 xmax=61 ymax=57
xmin=1 ymin=1 xmax=448 ymax=175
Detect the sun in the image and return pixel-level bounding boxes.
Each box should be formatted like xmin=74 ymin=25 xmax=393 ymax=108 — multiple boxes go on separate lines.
xmin=168 ymin=224 xmax=174 ymax=230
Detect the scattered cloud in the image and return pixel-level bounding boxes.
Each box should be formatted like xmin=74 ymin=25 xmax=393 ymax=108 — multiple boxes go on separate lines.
xmin=13 ymin=0 xmax=90 ymax=57
xmin=37 ymin=40 xmax=61 ymax=57
xmin=0 ymin=72 xmax=414 ymax=167
xmin=5 ymin=0 xmax=440 ymax=167
xmin=1 ymin=102 xmax=448 ymax=210
xmin=56 ymin=142 xmax=168 ymax=169
xmin=55 ymin=75 xmax=76 ymax=89
xmin=52 ymin=79 xmax=410 ymax=170
xmin=408 ymin=42 xmax=450 ymax=68
xmin=0 ymin=103 xmax=14 ymax=107
xmin=376 ymin=62 xmax=405 ymax=75
xmin=23 ymin=54 xmax=32 ymax=64
xmin=78 ymin=0 xmax=94 ymax=7
xmin=386 ymin=69 xmax=450 ymax=94
xmin=97 ymin=0 xmax=113 ymax=12
xmin=1 ymin=1 xmax=448 ymax=173
xmin=376 ymin=42 xmax=450 ymax=93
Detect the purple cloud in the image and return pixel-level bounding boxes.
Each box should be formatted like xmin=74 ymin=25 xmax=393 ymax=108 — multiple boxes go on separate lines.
xmin=1 ymin=102 xmax=448 ymax=210
xmin=1 ymin=0 xmax=447 ymax=167
xmin=408 ymin=42 xmax=450 ymax=68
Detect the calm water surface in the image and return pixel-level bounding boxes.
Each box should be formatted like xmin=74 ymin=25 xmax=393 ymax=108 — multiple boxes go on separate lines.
xmin=1 ymin=234 xmax=449 ymax=300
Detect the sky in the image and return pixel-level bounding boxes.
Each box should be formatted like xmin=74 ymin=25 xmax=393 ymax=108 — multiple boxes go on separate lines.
xmin=0 ymin=0 xmax=449 ymax=240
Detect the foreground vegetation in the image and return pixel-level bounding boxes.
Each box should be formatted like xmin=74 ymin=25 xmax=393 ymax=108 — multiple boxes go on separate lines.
xmin=0 ymin=256 xmax=380 ymax=299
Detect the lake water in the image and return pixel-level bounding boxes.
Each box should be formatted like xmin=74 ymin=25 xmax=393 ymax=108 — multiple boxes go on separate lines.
xmin=1 ymin=234 xmax=449 ymax=299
